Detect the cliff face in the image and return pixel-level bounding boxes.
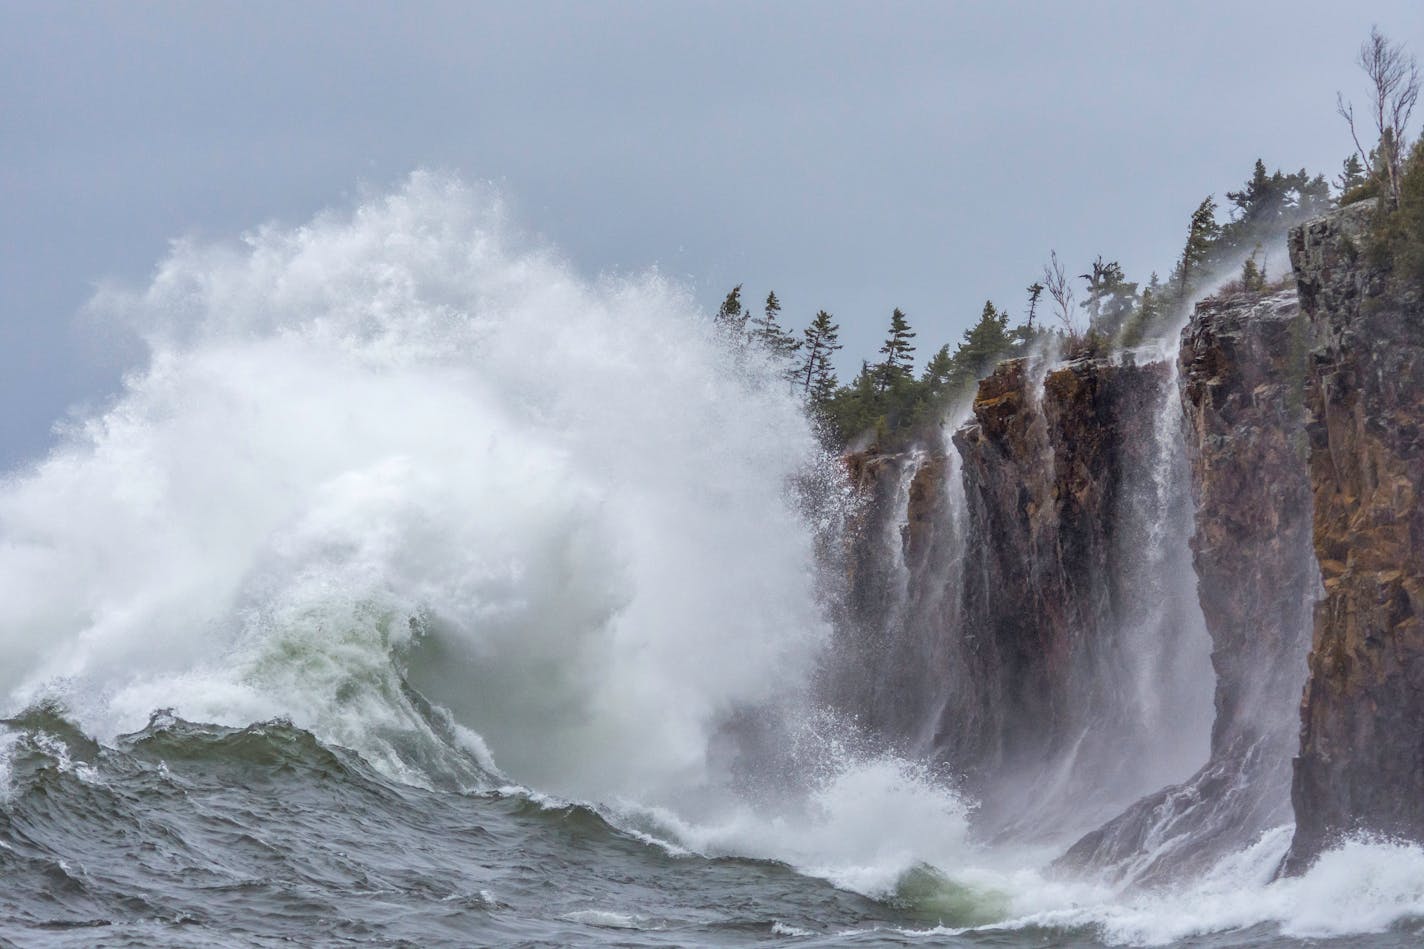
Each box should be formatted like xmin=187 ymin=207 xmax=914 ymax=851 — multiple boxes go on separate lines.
xmin=837 ymin=448 xmax=962 ymax=746
xmin=837 ymin=352 xmax=1213 ymax=836
xmin=1181 ymin=292 xmax=1314 ymax=763
xmin=835 ymin=202 xmax=1424 ymax=874
xmin=950 ymin=356 xmax=1163 ymax=779
xmin=1062 ymin=290 xmax=1315 ymax=882
xmin=1286 ymin=204 xmax=1424 ymax=871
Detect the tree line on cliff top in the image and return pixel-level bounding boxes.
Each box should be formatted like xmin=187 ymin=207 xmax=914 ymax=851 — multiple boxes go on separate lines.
xmin=717 ymin=28 xmax=1421 ymax=452
xmin=716 ymin=157 xmax=1336 ymax=450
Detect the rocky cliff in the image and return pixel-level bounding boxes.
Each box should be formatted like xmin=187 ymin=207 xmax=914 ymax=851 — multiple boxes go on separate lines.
xmin=950 ymin=356 xmax=1184 ymax=798
xmin=1286 ymin=203 xmax=1424 ymax=871
xmin=1062 ymin=289 xmax=1316 ymax=882
xmin=835 ymin=200 xmax=1424 ymax=875
xmin=836 ymin=447 xmax=962 ymax=746
xmin=838 ymin=351 xmax=1212 ymax=838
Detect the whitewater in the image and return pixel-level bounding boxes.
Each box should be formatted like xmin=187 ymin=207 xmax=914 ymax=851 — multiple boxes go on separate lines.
xmin=0 ymin=172 xmax=1421 ymax=946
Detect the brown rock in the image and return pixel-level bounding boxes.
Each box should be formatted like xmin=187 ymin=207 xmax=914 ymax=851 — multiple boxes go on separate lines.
xmin=1062 ymin=289 xmax=1315 ymax=882
xmin=1286 ymin=203 xmax=1424 ymax=871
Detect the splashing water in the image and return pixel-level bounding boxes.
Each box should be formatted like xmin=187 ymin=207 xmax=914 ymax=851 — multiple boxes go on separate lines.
xmin=0 ymin=173 xmax=1421 ymax=946
xmin=0 ymin=172 xmax=833 ymax=799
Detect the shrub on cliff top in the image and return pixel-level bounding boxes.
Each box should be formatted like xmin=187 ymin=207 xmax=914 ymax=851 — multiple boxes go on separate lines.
xmin=1371 ymin=139 xmax=1424 ymax=290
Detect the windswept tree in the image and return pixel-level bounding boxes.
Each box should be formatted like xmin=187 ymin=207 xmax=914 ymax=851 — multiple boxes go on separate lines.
xmin=1079 ymin=257 xmax=1138 ymax=336
xmin=798 ymin=309 xmax=843 ymax=401
xmin=1217 ymin=160 xmax=1330 ymax=260
xmin=713 ymin=284 xmax=749 ymax=339
xmin=750 ymin=290 xmax=801 ymax=363
xmin=1172 ymin=196 xmax=1221 ymax=298
xmin=945 ymin=301 xmax=1015 ymax=393
xmin=1338 ymin=27 xmax=1420 ymax=209
xmin=920 ymin=344 xmax=955 ymax=399
xmin=875 ymin=308 xmax=917 ymax=393
xmin=1025 ymin=281 xmax=1045 ymax=331
xmin=1335 ymin=153 xmax=1369 ymax=197
xmin=1240 ymin=247 xmax=1267 ymax=293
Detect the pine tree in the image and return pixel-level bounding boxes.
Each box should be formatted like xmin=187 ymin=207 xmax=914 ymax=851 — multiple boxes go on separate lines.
xmin=1141 ymin=272 xmax=1163 ymax=322
xmin=921 ymin=344 xmax=955 ymax=397
xmin=875 ymin=308 xmax=916 ymax=392
xmin=1241 ymin=246 xmax=1267 ymax=292
xmin=1336 ymin=153 xmax=1369 ymax=196
xmin=798 ymin=309 xmax=843 ymax=401
xmin=750 ymin=290 xmax=801 ymax=361
xmin=1079 ymin=257 xmax=1136 ymax=334
xmin=1173 ymin=196 xmax=1221 ymax=297
xmin=713 ymin=285 xmax=750 ymax=339
xmin=945 ymin=301 xmax=1014 ymax=393
xmin=1025 ymin=281 xmax=1045 ymax=331
xmin=1218 ymin=161 xmax=1331 ymax=261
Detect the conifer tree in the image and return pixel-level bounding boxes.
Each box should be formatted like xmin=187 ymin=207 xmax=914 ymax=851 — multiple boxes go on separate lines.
xmin=1025 ymin=281 xmax=1045 ymax=331
xmin=750 ymin=290 xmax=801 ymax=361
xmin=1336 ymin=153 xmax=1369 ymax=196
xmin=945 ymin=301 xmax=1014 ymax=393
xmin=875 ymin=308 xmax=916 ymax=392
xmin=921 ymin=344 xmax=955 ymax=397
xmin=1079 ymin=257 xmax=1137 ymax=335
xmin=1241 ymin=246 xmax=1267 ymax=292
xmin=1218 ymin=161 xmax=1330 ymax=260
xmin=713 ymin=285 xmax=749 ymax=339
xmin=798 ymin=309 xmax=843 ymax=400
xmin=1173 ymin=197 xmax=1221 ymax=297
xmin=1141 ymin=272 xmax=1163 ymax=322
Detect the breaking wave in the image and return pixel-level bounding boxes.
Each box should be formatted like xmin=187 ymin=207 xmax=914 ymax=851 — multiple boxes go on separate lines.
xmin=0 ymin=172 xmax=1421 ymax=946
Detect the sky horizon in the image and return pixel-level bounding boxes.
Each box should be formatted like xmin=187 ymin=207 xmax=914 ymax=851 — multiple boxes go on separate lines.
xmin=4 ymin=1 xmax=1422 ymax=470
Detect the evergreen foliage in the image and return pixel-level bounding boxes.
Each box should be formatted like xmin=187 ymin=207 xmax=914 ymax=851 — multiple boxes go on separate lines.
xmin=1079 ymin=256 xmax=1139 ymax=337
xmin=713 ymin=284 xmax=747 ymax=337
xmin=1241 ymin=247 xmax=1267 ymax=293
xmin=1337 ymin=153 xmax=1369 ymax=197
xmin=713 ymin=150 xmax=1349 ymax=452
xmin=1370 ymin=138 xmax=1424 ymax=290
xmin=1217 ymin=160 xmax=1331 ymax=260
xmin=1172 ymin=196 xmax=1222 ymax=299
xmin=1024 ymin=281 xmax=1045 ymax=331
xmin=750 ymin=290 xmax=802 ymax=362
xmin=945 ymin=302 xmax=1016 ymax=394
xmin=699 ymin=37 xmax=1418 ymax=455
xmin=798 ymin=310 xmax=843 ymax=401
xmin=875 ymin=308 xmax=917 ymax=392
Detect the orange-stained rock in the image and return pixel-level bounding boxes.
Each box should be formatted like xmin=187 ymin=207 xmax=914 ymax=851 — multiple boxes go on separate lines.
xmin=1063 ymin=288 xmax=1316 ymax=883
xmin=1286 ymin=203 xmax=1424 ymax=871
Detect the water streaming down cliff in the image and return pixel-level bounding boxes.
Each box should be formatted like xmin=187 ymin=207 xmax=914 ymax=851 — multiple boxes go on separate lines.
xmin=1 ymin=175 xmax=1423 ymax=945
xmin=1064 ymin=290 xmax=1316 ymax=883
xmin=842 ymin=342 xmax=1215 ymax=844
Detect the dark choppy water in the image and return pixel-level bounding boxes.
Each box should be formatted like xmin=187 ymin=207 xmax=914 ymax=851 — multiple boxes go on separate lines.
xmin=2 ymin=709 xmax=1421 ymax=948
xmin=3 ymin=177 xmax=1424 ymax=948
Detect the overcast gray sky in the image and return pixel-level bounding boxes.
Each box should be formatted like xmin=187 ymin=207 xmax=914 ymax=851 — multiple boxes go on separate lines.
xmin=3 ymin=1 xmax=1422 ymax=470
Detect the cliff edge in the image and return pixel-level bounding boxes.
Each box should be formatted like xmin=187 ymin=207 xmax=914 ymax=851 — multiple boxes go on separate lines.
xmin=1286 ymin=202 xmax=1424 ymax=871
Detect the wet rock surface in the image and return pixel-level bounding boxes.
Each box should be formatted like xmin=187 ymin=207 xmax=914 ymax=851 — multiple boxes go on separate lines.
xmin=950 ymin=355 xmax=1177 ymax=797
xmin=1286 ymin=203 xmax=1424 ymax=871
xmin=839 ymin=352 xmax=1211 ymax=839
xmin=1063 ymin=290 xmax=1315 ymax=883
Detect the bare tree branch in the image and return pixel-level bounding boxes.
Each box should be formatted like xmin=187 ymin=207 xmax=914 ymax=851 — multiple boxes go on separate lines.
xmin=1340 ymin=27 xmax=1420 ymax=208
xmin=1043 ymin=250 xmax=1077 ymax=339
